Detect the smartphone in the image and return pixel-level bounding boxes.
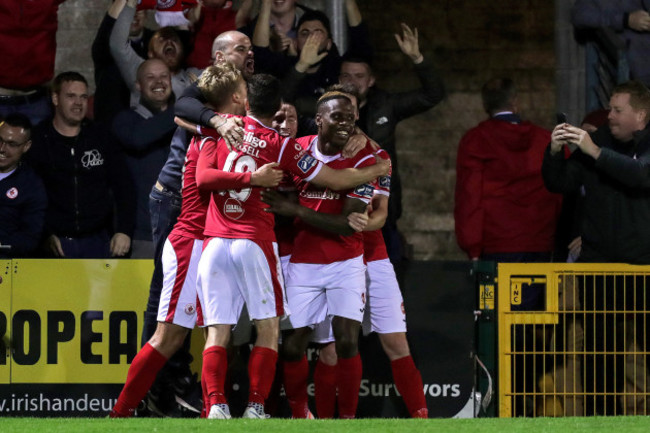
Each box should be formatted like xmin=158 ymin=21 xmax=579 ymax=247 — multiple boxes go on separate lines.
xmin=556 ymin=112 xmax=577 ymax=153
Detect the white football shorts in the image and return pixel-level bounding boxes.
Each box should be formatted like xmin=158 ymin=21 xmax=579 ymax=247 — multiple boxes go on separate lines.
xmin=362 ymin=258 xmax=407 ymax=334
xmin=197 ymin=237 xmax=287 ymax=326
xmin=284 ymin=255 xmax=366 ymax=329
xmin=157 ymin=233 xmax=203 ymax=329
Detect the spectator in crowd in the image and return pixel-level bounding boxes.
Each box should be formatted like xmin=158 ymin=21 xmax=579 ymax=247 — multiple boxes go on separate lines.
xmin=175 ymin=30 xmax=255 ymax=131
xmin=26 ymin=71 xmax=135 ymax=259
xmin=543 ymin=80 xmax=650 ymax=415
xmin=338 ymin=23 xmax=445 ymax=266
xmin=112 ymin=59 xmax=177 ymax=258
xmin=455 ymin=78 xmax=562 ymax=285
xmin=543 ymin=80 xmax=650 ymax=263
xmin=93 ymin=0 xmax=153 ymax=123
xmin=137 ymin=0 xmax=199 ymax=27
xmin=240 ymin=0 xmax=310 ymax=54
xmin=110 ymin=0 xmax=198 ymax=106
xmin=572 ymin=1 xmax=650 ymax=86
xmin=0 ymin=0 xmax=68 ymax=126
xmin=185 ymin=0 xmax=253 ymax=69
xmin=253 ymin=0 xmax=372 ymax=116
xmin=0 ymin=114 xmax=47 ymax=258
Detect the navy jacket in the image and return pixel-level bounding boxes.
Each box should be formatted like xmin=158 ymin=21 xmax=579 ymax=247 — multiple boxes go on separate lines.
xmin=0 ymin=164 xmax=47 ymax=257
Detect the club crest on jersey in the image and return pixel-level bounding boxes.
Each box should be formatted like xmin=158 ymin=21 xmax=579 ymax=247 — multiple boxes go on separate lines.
xmin=157 ymin=0 xmax=177 ymax=10
xmin=223 ymin=197 xmax=244 ymax=220
xmin=379 ymin=175 xmax=391 ymax=189
xmin=6 ymin=187 xmax=18 ymax=199
xmin=297 ymin=153 xmax=317 ymax=173
xmin=81 ymin=150 xmax=104 ymax=168
xmin=354 ymin=184 xmax=374 ymax=198
xmin=184 ymin=303 xmax=196 ymax=315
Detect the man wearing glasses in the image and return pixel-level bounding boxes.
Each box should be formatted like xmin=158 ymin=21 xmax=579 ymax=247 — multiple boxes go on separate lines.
xmin=0 ymin=113 xmax=47 ymax=258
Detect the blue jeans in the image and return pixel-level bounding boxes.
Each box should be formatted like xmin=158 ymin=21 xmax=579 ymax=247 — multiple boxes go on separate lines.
xmin=59 ymin=231 xmax=111 ymax=259
xmin=142 ymin=184 xmax=182 ymax=345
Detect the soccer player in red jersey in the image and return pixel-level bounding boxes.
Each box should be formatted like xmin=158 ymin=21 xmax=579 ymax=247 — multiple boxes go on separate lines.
xmin=261 ymin=93 xmax=382 ymax=419
xmin=305 ymin=87 xmax=429 ymax=419
xmin=109 ymin=63 xmax=282 ymax=418
xmin=194 ymin=65 xmax=389 ymax=419
xmin=313 ymin=151 xmax=428 ymax=419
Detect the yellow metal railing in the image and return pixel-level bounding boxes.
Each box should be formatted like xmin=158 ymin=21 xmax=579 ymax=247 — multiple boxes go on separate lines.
xmin=498 ymin=263 xmax=650 ymax=417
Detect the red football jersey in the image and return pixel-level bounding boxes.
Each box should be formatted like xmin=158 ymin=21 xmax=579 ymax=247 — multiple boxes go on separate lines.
xmin=170 ymin=136 xmax=211 ymax=239
xmin=290 ymin=135 xmax=376 ymax=265
xmin=202 ymin=116 xmax=323 ymax=241
xmin=363 ymin=149 xmax=391 ymax=262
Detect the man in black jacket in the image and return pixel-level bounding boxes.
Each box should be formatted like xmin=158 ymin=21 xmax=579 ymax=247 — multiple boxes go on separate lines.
xmin=113 ymin=59 xmax=176 ymax=258
xmin=27 ymin=71 xmax=135 ymax=258
xmin=543 ymin=80 xmax=650 ymax=263
xmin=0 ymin=113 xmax=47 ymax=258
xmin=338 ymin=23 xmax=445 ymax=265
xmin=543 ymin=80 xmax=650 ymax=415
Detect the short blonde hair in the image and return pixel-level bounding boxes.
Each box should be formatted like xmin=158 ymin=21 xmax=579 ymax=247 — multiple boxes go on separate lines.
xmin=197 ymin=62 xmax=243 ymax=108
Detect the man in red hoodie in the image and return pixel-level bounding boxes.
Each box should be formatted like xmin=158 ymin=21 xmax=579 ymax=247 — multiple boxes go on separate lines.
xmin=454 ymin=78 xmax=562 ymax=308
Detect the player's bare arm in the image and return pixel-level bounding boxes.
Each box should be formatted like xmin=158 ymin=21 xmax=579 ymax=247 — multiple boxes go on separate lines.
xmin=348 ymin=194 xmax=388 ymax=232
xmin=262 ymin=190 xmax=367 ymax=236
xmin=310 ymin=156 xmax=390 ymax=191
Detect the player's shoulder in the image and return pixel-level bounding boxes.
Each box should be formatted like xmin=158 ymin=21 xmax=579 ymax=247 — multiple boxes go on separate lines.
xmin=245 ymin=116 xmax=286 ymax=144
xmin=295 ymin=135 xmax=317 ymax=151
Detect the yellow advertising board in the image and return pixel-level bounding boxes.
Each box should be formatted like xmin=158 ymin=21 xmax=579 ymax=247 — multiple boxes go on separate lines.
xmin=8 ymin=259 xmax=152 ymax=384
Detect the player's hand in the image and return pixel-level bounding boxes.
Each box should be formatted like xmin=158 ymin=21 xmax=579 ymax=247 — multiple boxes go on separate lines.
xmin=395 ymin=23 xmax=423 ymax=63
xmin=373 ymin=152 xmax=391 ymax=177
xmin=47 ymin=234 xmax=65 ymax=257
xmin=628 ymin=10 xmax=650 ymax=32
xmin=342 ymin=133 xmax=366 ymax=159
xmin=295 ymin=33 xmax=328 ymax=72
xmin=110 ymin=233 xmax=131 ymax=257
xmin=175 ymin=116 xmax=200 ymax=134
xmin=215 ymin=117 xmax=245 ymax=151
xmin=347 ymin=210 xmax=369 ymax=232
xmin=251 ymin=162 xmax=284 ymax=187
xmin=261 ymin=189 xmax=298 ymax=216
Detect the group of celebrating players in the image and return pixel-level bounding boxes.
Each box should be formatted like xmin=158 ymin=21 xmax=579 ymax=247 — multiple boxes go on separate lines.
xmin=110 ymin=59 xmax=428 ymax=420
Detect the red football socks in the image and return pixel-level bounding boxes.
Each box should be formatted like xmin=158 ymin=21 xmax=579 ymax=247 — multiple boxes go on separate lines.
xmin=202 ymin=345 xmax=228 ymax=406
xmin=110 ymin=342 xmax=168 ymax=417
xmin=283 ymin=355 xmax=310 ymax=418
xmin=391 ymin=355 xmax=428 ymax=418
xmin=314 ymin=359 xmax=337 ymax=418
xmin=336 ymin=354 xmax=362 ymax=419
xmin=248 ymin=346 xmax=278 ymax=404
